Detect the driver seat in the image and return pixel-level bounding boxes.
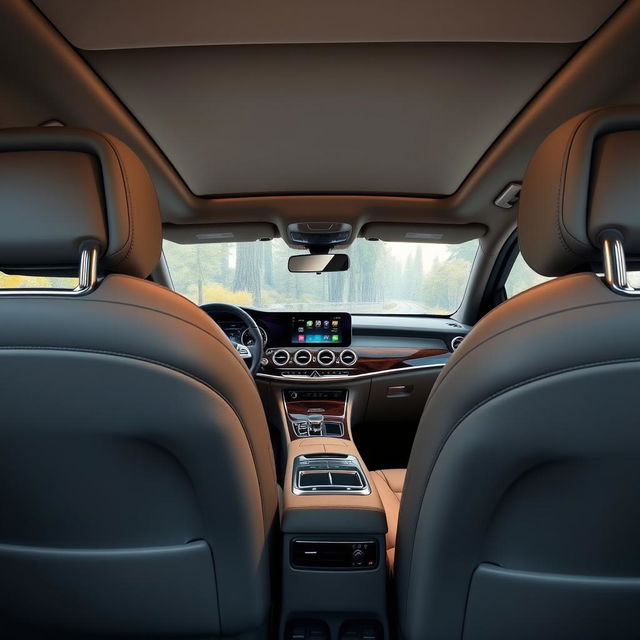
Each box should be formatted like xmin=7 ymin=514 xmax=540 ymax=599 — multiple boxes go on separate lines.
xmin=0 ymin=128 xmax=278 ymax=639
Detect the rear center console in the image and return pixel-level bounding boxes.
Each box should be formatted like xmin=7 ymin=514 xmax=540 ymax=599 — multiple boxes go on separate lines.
xmin=280 ymin=438 xmax=388 ymax=639
xmin=292 ymin=454 xmax=369 ymax=495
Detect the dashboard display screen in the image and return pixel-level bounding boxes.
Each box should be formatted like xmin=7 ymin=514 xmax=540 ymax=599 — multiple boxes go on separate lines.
xmin=290 ymin=314 xmax=351 ymax=346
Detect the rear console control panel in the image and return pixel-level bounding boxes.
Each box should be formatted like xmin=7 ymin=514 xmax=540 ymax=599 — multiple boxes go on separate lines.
xmin=291 ymin=539 xmax=378 ymax=570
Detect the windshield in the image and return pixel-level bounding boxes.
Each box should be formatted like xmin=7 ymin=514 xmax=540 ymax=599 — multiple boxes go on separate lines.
xmin=163 ymin=238 xmax=478 ymax=315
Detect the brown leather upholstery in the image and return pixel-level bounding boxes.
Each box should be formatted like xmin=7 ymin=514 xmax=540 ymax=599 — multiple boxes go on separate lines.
xmin=518 ymin=105 xmax=640 ymax=277
xmin=282 ymin=438 xmax=388 ymax=535
xmin=371 ymin=468 xmax=406 ymax=568
xmin=0 ymin=127 xmax=161 ymax=277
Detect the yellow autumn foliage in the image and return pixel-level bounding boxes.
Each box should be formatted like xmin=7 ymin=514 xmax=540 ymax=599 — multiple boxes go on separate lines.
xmin=201 ymin=283 xmax=253 ymax=306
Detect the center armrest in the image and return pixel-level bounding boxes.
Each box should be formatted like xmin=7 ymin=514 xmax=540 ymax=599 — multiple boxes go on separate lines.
xmin=281 ymin=437 xmax=387 ymax=535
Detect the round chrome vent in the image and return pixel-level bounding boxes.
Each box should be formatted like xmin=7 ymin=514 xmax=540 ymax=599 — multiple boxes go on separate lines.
xmin=339 ymin=349 xmax=358 ymax=366
xmin=317 ymin=349 xmax=336 ymax=366
xmin=293 ymin=349 xmax=312 ymax=366
xmin=272 ymin=350 xmax=290 ymax=367
xmin=451 ymin=336 xmax=465 ymax=351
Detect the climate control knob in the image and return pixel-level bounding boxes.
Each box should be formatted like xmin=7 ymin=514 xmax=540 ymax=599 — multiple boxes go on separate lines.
xmin=352 ymin=549 xmax=365 ymax=563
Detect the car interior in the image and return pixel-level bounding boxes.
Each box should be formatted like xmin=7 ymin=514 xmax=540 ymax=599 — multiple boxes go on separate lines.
xmin=2 ymin=1 xmax=640 ymax=638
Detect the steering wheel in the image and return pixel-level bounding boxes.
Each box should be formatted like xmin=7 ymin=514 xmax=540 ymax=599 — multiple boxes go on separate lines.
xmin=201 ymin=303 xmax=264 ymax=376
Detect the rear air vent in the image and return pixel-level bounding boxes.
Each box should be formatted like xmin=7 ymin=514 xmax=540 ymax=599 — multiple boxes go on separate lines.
xmin=293 ymin=349 xmax=312 ymax=366
xmin=317 ymin=350 xmax=336 ymax=366
xmin=339 ymin=349 xmax=358 ymax=366
xmin=451 ymin=336 xmax=465 ymax=351
xmin=272 ymin=350 xmax=290 ymax=367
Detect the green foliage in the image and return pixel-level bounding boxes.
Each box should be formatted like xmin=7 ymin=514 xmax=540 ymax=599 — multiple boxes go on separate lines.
xmin=164 ymin=238 xmax=480 ymax=314
xmin=504 ymin=253 xmax=553 ymax=297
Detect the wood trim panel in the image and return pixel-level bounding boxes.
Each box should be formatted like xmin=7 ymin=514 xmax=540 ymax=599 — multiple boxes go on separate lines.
xmin=353 ymin=347 xmax=448 ymax=374
xmin=284 ymin=399 xmax=346 ymax=418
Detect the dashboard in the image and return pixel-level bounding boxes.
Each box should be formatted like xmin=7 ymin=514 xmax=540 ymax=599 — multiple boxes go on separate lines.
xmin=206 ymin=308 xmax=472 ymax=467
xmin=206 ymin=309 xmax=469 ymax=381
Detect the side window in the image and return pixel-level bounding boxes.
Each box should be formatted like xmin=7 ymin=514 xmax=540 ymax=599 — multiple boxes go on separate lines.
xmin=504 ymin=251 xmax=640 ymax=298
xmin=0 ymin=272 xmax=77 ymax=290
xmin=504 ymin=253 xmax=553 ymax=298
xmin=628 ymin=272 xmax=640 ymax=288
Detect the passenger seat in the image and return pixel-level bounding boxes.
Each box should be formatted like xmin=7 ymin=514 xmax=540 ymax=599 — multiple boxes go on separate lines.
xmin=370 ymin=469 xmax=406 ymax=569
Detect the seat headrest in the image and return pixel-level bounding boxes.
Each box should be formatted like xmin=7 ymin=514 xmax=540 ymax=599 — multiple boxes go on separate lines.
xmin=0 ymin=127 xmax=161 ymax=278
xmin=519 ymin=105 xmax=640 ymax=277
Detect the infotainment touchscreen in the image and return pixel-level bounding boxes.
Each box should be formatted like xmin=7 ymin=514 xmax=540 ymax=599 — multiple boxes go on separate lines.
xmin=290 ymin=313 xmax=351 ymax=346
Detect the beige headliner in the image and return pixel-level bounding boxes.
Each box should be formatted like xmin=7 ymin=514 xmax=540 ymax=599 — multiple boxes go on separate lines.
xmin=35 ymin=0 xmax=622 ymax=48
xmin=0 ymin=0 xmax=638 ymax=250
xmin=84 ymin=41 xmax=575 ymax=196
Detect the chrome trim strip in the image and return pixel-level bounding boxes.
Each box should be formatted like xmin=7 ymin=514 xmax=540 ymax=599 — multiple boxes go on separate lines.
xmin=0 ymin=244 xmax=99 ymax=297
xmin=257 ymin=362 xmax=446 ymax=383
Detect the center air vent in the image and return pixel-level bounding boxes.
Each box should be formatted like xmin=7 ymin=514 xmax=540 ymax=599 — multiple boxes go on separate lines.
xmin=293 ymin=349 xmax=312 ymax=366
xmin=317 ymin=350 xmax=336 ymax=366
xmin=339 ymin=349 xmax=358 ymax=366
xmin=451 ymin=336 xmax=465 ymax=351
xmin=272 ymin=350 xmax=290 ymax=367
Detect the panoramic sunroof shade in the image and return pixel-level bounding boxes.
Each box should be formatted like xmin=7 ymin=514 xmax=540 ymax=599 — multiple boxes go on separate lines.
xmin=34 ymin=0 xmax=623 ymax=48
xmin=34 ymin=0 xmax=623 ymax=197
xmin=84 ymin=41 xmax=575 ymax=196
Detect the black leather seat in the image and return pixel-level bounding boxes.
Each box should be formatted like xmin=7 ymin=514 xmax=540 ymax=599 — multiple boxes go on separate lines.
xmin=0 ymin=128 xmax=277 ymax=639
xmin=391 ymin=106 xmax=640 ymax=639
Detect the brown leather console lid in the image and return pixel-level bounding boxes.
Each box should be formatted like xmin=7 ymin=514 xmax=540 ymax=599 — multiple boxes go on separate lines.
xmin=281 ymin=438 xmax=387 ymax=535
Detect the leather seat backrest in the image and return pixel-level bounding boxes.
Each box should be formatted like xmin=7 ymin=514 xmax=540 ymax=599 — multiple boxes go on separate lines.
xmin=0 ymin=127 xmax=277 ymax=639
xmin=395 ymin=106 xmax=640 ymax=640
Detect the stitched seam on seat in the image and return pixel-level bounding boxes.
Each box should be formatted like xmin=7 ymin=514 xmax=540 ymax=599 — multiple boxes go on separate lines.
xmin=79 ymin=288 xmax=255 ymax=385
xmin=379 ymin=469 xmax=402 ymax=504
xmin=403 ymin=356 xmax=640 ymax=623
xmin=0 ymin=288 xmax=251 ymax=382
xmin=556 ymin=111 xmax=591 ymax=254
xmin=430 ymin=291 xmax=632 ymax=397
xmin=0 ymin=345 xmax=273 ymax=537
xmin=92 ymin=131 xmax=134 ymax=264
xmin=559 ymin=107 xmax=613 ymax=250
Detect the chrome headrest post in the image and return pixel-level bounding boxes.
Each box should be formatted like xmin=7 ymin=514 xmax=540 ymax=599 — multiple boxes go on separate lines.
xmin=601 ymin=233 xmax=640 ymax=297
xmin=0 ymin=242 xmax=100 ymax=297
xmin=76 ymin=242 xmax=99 ymax=293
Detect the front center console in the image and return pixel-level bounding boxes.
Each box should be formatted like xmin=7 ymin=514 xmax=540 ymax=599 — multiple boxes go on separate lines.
xmin=284 ymin=389 xmax=348 ymax=439
xmin=280 ymin=438 xmax=388 ymax=640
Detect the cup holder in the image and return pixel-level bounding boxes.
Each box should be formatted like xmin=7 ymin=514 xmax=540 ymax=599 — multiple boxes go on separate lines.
xmin=292 ymin=455 xmax=370 ymax=495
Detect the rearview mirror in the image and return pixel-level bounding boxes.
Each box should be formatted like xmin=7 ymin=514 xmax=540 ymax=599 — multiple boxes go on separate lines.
xmin=288 ymin=254 xmax=350 ymax=273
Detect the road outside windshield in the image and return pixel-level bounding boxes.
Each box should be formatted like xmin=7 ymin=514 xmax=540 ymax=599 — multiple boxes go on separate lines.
xmin=163 ymin=238 xmax=478 ymax=315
